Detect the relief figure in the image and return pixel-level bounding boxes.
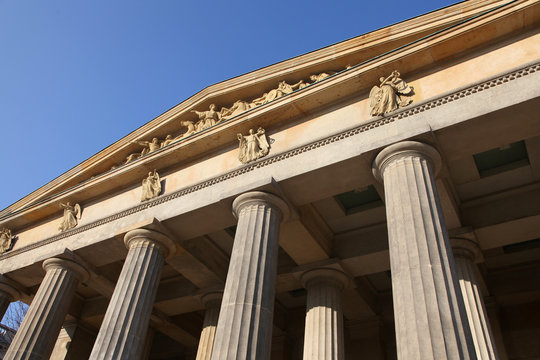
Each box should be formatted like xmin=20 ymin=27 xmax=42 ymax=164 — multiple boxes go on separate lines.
xmin=141 ymin=170 xmax=162 ymax=202
xmin=135 ymin=138 xmax=161 ymax=156
xmin=191 ymin=104 xmax=221 ymax=131
xmin=220 ymin=100 xmax=253 ymax=120
xmin=178 ymin=120 xmax=197 ymax=138
xmin=369 ymin=70 xmax=414 ymax=116
xmin=161 ymin=135 xmax=174 ymax=148
xmin=309 ymin=72 xmax=332 ymax=83
xmin=237 ymin=127 xmax=270 ymax=164
xmin=59 ymin=202 xmax=81 ymax=232
xmin=0 ymin=228 xmax=13 ymax=253
xmin=251 ymin=80 xmax=305 ymax=107
xmin=125 ymin=152 xmax=142 ymax=164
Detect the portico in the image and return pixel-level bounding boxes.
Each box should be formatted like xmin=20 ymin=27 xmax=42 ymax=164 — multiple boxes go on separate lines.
xmin=0 ymin=1 xmax=539 ymax=359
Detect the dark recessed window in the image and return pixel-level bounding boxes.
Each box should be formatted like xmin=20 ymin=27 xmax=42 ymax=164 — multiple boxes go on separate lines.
xmin=335 ymin=185 xmax=382 ymax=215
xmin=503 ymin=238 xmax=540 ymax=254
xmin=473 ymin=141 xmax=529 ymax=177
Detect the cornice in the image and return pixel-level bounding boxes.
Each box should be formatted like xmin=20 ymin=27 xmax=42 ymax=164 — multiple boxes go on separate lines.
xmin=1 ymin=0 xmax=530 ymax=217
xmin=0 ymin=61 xmax=537 ymax=261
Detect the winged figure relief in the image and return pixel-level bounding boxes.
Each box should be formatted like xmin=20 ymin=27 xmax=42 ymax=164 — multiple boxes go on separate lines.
xmin=237 ymin=127 xmax=270 ymax=164
xmin=369 ymin=70 xmax=414 ymax=116
xmin=0 ymin=228 xmax=13 ymax=253
xmin=59 ymin=202 xmax=82 ymax=232
xmin=141 ymin=170 xmax=162 ymax=202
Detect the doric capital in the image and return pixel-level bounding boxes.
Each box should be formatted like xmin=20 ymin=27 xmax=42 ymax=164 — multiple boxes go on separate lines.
xmin=451 ymin=237 xmax=483 ymax=262
xmin=232 ymin=191 xmax=290 ymax=221
xmin=43 ymin=257 xmax=89 ymax=282
xmin=372 ymin=141 xmax=442 ymax=182
xmin=0 ymin=275 xmax=21 ymax=300
xmin=124 ymin=229 xmax=176 ymax=259
xmin=300 ymin=267 xmax=350 ymax=291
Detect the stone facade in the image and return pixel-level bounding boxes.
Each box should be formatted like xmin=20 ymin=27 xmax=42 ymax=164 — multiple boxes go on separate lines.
xmin=0 ymin=1 xmax=539 ymax=359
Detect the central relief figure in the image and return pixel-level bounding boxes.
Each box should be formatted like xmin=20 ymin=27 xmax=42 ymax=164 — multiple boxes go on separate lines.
xmin=237 ymin=127 xmax=270 ymax=164
xmin=141 ymin=170 xmax=162 ymax=202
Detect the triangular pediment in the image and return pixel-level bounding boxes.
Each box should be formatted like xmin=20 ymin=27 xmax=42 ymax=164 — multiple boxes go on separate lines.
xmin=1 ymin=0 xmax=537 ymax=226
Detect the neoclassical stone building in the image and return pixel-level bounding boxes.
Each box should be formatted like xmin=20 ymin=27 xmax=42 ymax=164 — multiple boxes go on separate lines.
xmin=1 ymin=0 xmax=539 ymax=359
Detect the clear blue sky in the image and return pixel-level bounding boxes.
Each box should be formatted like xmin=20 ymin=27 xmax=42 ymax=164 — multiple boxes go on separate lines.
xmin=0 ymin=0 xmax=459 ymax=212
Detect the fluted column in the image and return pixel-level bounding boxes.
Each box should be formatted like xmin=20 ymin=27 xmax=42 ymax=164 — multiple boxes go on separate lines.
xmin=373 ymin=141 xmax=476 ymax=360
xmin=4 ymin=257 xmax=88 ymax=360
xmin=196 ymin=291 xmax=223 ymax=360
xmin=301 ymin=268 xmax=349 ymax=360
xmin=211 ymin=191 xmax=289 ymax=360
xmin=452 ymin=238 xmax=499 ymax=360
xmin=0 ymin=276 xmax=21 ymax=320
xmin=89 ymin=229 xmax=175 ymax=360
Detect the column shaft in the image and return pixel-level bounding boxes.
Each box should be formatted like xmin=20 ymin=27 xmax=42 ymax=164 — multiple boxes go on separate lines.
xmin=211 ymin=192 xmax=288 ymax=360
xmin=89 ymin=229 xmax=174 ymax=360
xmin=196 ymin=306 xmax=220 ymax=360
xmin=373 ymin=141 xmax=476 ymax=360
xmin=302 ymin=269 xmax=348 ymax=360
xmin=453 ymin=246 xmax=498 ymax=360
xmin=4 ymin=258 xmax=87 ymax=360
xmin=195 ymin=291 xmax=222 ymax=360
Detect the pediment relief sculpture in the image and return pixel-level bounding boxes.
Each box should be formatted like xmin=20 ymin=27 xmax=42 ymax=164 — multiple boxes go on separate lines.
xmin=0 ymin=228 xmax=14 ymax=253
xmin=251 ymin=80 xmax=307 ymax=107
xmin=110 ymin=67 xmax=348 ymax=171
xmin=220 ymin=100 xmax=253 ymax=121
xmin=161 ymin=135 xmax=174 ymax=147
xmin=141 ymin=170 xmax=162 ymax=202
xmin=135 ymin=137 xmax=161 ymax=156
xmin=237 ymin=127 xmax=270 ymax=164
xmin=310 ymin=72 xmax=333 ymax=83
xmin=191 ymin=103 xmax=222 ymax=131
xmin=369 ymin=70 xmax=414 ymax=116
xmin=59 ymin=202 xmax=82 ymax=232
xmin=179 ymin=121 xmax=197 ymax=139
xmin=122 ymin=135 xmax=176 ymax=166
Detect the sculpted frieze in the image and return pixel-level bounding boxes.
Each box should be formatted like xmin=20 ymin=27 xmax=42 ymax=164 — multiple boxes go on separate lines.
xmin=108 ymin=66 xmax=351 ymax=170
xmin=237 ymin=127 xmax=270 ymax=164
xmin=141 ymin=170 xmax=162 ymax=202
xmin=0 ymin=228 xmax=14 ymax=253
xmin=251 ymin=80 xmax=307 ymax=107
xmin=135 ymin=137 xmax=161 ymax=156
xmin=369 ymin=70 xmax=414 ymax=116
xmin=220 ymin=100 xmax=253 ymax=121
xmin=191 ymin=103 xmax=222 ymax=131
xmin=161 ymin=135 xmax=174 ymax=147
xmin=59 ymin=202 xmax=82 ymax=232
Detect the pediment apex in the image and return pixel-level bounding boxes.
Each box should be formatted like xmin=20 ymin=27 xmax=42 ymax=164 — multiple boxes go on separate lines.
xmin=1 ymin=0 xmax=535 ymax=223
